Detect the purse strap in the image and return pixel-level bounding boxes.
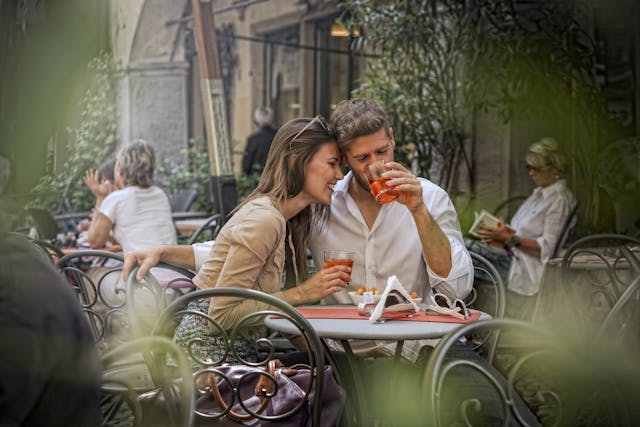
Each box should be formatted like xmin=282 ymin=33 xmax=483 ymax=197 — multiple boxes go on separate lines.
xmin=208 ymin=359 xmax=279 ymax=422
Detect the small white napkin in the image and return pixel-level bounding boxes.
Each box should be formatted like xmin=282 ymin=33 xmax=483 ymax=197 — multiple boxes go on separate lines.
xmin=368 ymin=275 xmax=420 ymax=323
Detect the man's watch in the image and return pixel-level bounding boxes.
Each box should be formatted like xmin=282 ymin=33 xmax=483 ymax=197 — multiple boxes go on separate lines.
xmin=504 ymin=234 xmax=521 ymax=251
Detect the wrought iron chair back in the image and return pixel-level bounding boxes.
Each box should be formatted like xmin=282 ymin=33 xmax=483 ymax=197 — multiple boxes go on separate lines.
xmin=462 ymin=252 xmax=507 ymax=362
xmin=422 ymin=319 xmax=548 ymax=427
xmin=421 ymin=318 xmax=636 ymax=427
xmin=186 ymin=213 xmax=224 ymax=245
xmin=560 ymin=233 xmax=640 ymax=325
xmin=57 ymin=250 xmax=127 ymax=352
xmin=125 ymin=269 xmax=327 ymax=426
xmin=25 ymin=207 xmax=60 ymax=241
xmin=100 ymin=335 xmax=195 ymax=427
xmin=598 ymin=275 xmax=640 ymax=345
xmin=170 ymin=186 xmax=199 ymax=213
xmin=466 ymin=251 xmax=506 ymax=319
xmin=57 ymin=250 xmax=195 ymax=353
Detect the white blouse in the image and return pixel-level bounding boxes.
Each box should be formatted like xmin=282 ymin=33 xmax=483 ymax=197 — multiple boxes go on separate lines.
xmin=508 ymin=179 xmax=575 ymax=296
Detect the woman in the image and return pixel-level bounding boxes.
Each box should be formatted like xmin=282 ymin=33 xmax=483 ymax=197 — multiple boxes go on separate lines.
xmin=468 ymin=137 xmax=575 ymax=315
xmin=134 ymin=116 xmax=350 ymax=362
xmin=76 ymin=157 xmax=117 ymax=240
xmin=85 ymin=140 xmax=177 ymax=253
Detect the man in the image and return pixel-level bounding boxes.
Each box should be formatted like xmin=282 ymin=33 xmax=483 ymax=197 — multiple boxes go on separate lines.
xmin=310 ymin=97 xmax=473 ymax=359
xmin=242 ymin=106 xmax=277 ymax=176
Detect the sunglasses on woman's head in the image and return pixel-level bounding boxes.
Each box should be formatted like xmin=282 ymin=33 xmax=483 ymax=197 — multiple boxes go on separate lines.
xmin=288 ymin=115 xmax=330 ymax=150
xmin=428 ymin=292 xmax=468 ymax=320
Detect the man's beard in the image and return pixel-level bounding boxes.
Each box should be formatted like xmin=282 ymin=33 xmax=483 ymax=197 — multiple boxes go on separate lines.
xmin=351 ymin=170 xmax=371 ymax=193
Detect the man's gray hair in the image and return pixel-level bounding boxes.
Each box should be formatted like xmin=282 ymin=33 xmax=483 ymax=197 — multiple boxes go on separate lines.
xmin=254 ymin=106 xmax=274 ymax=127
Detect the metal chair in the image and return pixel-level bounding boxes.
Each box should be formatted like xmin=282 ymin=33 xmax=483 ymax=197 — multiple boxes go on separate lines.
xmin=100 ymin=335 xmax=195 ymax=427
xmin=460 ymin=251 xmax=508 ymax=358
xmin=25 ymin=207 xmax=60 ymax=241
xmin=57 ymin=250 xmax=195 ymax=353
xmin=125 ymin=267 xmax=329 ymax=426
xmin=598 ymin=275 xmax=640 ymax=345
xmin=422 ymin=319 xmax=570 ymax=427
xmin=171 ymin=186 xmax=199 ymax=213
xmin=559 ymin=233 xmax=640 ymax=325
xmin=186 ymin=213 xmax=224 ymax=245
xmin=465 ymin=251 xmax=507 ymax=321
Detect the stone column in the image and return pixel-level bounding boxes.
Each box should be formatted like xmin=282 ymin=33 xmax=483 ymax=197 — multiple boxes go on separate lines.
xmin=119 ymin=61 xmax=190 ymax=164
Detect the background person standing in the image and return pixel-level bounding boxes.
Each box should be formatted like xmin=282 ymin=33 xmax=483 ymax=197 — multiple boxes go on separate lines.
xmin=242 ymin=106 xmax=277 ymax=176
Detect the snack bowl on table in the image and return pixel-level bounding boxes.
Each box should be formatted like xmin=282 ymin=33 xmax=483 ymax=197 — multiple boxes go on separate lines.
xmin=348 ymin=291 xmax=382 ymax=305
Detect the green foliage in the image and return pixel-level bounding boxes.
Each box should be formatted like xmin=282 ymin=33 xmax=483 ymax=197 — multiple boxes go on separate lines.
xmin=342 ymin=0 xmax=476 ymax=192
xmin=342 ymin=0 xmax=630 ymax=234
xmin=28 ymin=51 xmax=119 ymax=212
xmin=157 ymin=139 xmax=260 ymax=214
xmin=156 ymin=141 xmax=214 ymax=213
xmin=234 ymin=172 xmax=260 ymax=201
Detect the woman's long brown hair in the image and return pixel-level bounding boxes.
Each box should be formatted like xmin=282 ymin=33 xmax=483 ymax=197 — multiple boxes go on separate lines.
xmin=233 ymin=116 xmax=335 ymax=283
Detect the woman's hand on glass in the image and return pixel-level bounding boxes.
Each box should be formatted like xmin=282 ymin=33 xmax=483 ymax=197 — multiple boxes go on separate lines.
xmin=291 ymin=265 xmax=351 ymax=305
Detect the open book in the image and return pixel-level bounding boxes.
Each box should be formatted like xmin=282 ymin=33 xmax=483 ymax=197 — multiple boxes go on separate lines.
xmin=468 ymin=209 xmax=515 ymax=247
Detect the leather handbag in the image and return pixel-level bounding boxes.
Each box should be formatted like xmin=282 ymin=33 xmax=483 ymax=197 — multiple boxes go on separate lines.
xmin=204 ymin=359 xmax=345 ymax=426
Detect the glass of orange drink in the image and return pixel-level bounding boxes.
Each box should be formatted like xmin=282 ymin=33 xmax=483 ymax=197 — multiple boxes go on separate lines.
xmin=323 ymin=250 xmax=354 ymax=284
xmin=366 ymin=160 xmax=399 ymax=204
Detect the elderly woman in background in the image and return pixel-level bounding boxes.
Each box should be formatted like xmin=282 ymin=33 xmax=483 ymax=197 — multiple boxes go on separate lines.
xmin=85 ymin=139 xmax=176 ymax=253
xmin=468 ymin=137 xmax=575 ymax=317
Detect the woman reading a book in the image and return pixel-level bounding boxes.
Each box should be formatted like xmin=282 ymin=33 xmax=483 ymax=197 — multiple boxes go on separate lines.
xmin=467 ymin=137 xmax=574 ymax=317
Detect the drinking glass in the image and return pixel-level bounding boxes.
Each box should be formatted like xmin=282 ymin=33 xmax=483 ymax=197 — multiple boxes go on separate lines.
xmin=323 ymin=250 xmax=354 ymax=284
xmin=366 ymin=160 xmax=399 ymax=204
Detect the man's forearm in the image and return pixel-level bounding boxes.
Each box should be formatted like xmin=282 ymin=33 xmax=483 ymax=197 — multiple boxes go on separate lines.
xmin=412 ymin=204 xmax=452 ymax=277
xmin=158 ymin=245 xmax=197 ymax=270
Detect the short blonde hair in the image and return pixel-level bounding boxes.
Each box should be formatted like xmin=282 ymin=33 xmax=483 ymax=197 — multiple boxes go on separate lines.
xmin=526 ymin=137 xmax=566 ymax=176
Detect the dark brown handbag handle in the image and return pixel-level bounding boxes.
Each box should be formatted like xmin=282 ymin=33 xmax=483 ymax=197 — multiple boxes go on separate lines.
xmin=208 ymin=359 xmax=279 ymax=422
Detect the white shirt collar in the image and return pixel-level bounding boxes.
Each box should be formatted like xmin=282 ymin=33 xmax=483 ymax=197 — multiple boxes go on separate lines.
xmin=533 ymin=179 xmax=566 ymax=200
xmin=333 ymin=171 xmax=354 ymax=200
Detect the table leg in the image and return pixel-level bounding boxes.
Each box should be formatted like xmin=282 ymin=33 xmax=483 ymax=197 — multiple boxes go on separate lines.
xmin=339 ymin=339 xmax=370 ymax=426
xmin=393 ymin=340 xmax=405 ymax=363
